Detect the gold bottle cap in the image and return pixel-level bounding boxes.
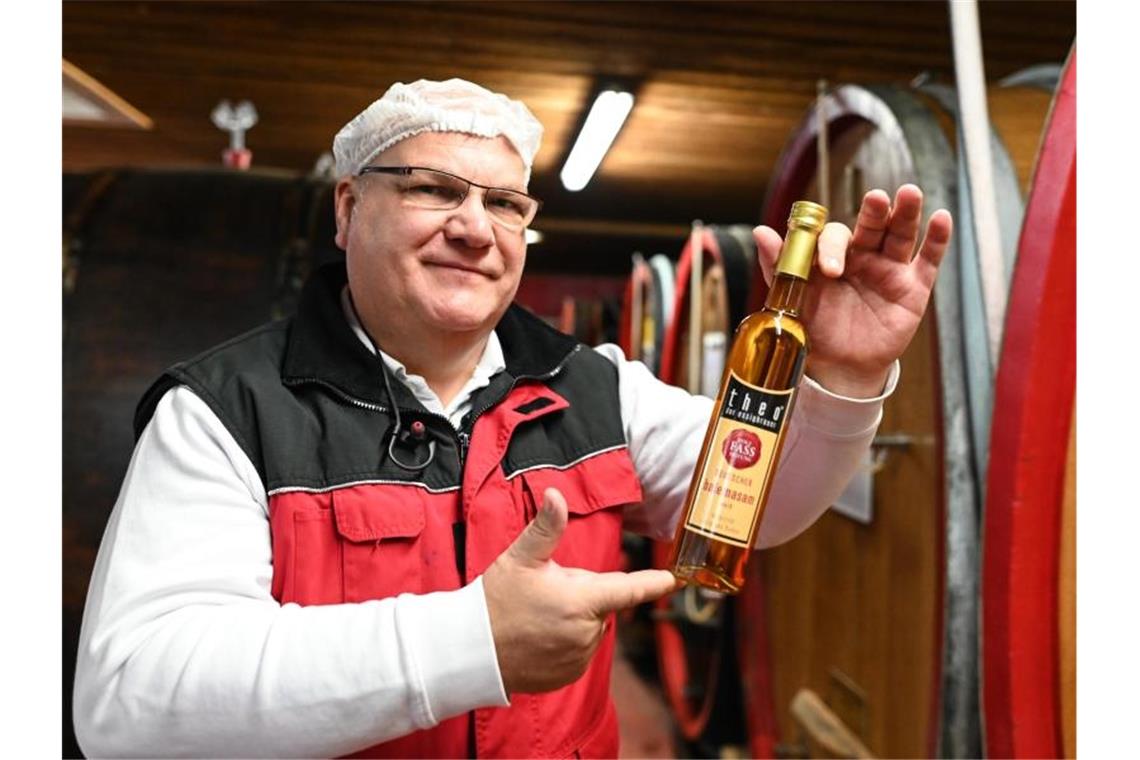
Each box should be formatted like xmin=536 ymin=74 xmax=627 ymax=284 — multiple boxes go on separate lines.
xmin=776 ymin=200 xmax=829 ymax=280
xmin=788 ymin=200 xmax=828 ymax=233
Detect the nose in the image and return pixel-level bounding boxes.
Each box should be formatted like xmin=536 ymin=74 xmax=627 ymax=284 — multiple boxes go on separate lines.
xmin=443 ymin=190 xmax=495 ymax=249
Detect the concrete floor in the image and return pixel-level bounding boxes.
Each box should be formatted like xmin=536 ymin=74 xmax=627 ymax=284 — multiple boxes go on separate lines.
xmin=611 ymin=644 xmax=679 ymax=758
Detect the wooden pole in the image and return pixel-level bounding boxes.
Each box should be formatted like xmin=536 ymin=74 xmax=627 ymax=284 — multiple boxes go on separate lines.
xmin=949 ymin=0 xmax=1007 ymax=363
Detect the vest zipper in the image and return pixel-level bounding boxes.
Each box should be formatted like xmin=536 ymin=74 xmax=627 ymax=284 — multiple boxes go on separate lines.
xmin=283 ymin=376 xmax=389 ymax=413
xmin=457 ymin=431 xmax=470 ymax=465
xmin=283 ymin=375 xmax=461 ymax=459
xmin=285 ymin=343 xmax=581 ymax=471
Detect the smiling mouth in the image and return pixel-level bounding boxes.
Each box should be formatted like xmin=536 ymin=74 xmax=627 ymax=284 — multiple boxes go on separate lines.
xmin=427 ymin=261 xmax=493 ymax=277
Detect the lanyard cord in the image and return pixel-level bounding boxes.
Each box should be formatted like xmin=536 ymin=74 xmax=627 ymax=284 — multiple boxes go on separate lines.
xmin=381 ymin=362 xmax=437 ymax=471
xmin=347 ymin=292 xmax=437 ymax=472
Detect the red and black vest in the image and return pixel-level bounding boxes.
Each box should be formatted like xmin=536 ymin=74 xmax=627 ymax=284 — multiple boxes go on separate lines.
xmin=135 ymin=263 xmax=642 ymax=758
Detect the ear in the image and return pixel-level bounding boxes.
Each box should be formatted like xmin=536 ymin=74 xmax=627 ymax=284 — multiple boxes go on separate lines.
xmin=333 ymin=178 xmax=358 ymax=251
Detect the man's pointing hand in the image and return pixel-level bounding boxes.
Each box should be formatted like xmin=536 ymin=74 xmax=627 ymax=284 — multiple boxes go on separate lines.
xmin=483 ymin=487 xmax=679 ymax=694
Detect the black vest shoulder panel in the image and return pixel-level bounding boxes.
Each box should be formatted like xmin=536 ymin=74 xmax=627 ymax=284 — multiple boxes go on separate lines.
xmin=134 ymin=264 xmax=627 ymax=494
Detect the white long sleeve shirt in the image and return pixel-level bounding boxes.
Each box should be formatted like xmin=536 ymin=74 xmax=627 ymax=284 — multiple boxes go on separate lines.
xmin=73 ymin=326 xmax=897 ymax=758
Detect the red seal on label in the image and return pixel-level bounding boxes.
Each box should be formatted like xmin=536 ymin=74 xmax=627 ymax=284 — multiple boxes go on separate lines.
xmin=722 ymin=429 xmax=762 ymax=469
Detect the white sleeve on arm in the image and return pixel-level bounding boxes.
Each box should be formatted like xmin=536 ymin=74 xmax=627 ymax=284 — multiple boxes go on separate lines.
xmin=592 ymin=343 xmax=897 ymax=548
xmin=73 ymin=385 xmax=508 ymax=759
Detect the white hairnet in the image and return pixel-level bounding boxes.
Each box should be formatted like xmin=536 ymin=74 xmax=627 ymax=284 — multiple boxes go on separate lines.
xmin=332 ymin=78 xmax=543 ymax=180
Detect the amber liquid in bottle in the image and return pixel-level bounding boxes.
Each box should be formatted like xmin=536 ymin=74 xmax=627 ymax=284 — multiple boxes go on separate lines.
xmin=668 ymin=201 xmax=827 ymax=593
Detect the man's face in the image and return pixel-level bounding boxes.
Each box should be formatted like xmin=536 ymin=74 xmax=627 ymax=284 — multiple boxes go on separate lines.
xmin=335 ymin=132 xmax=529 ymax=337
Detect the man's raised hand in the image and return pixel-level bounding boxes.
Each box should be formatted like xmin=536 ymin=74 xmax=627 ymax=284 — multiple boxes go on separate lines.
xmin=754 ymin=184 xmax=953 ymax=398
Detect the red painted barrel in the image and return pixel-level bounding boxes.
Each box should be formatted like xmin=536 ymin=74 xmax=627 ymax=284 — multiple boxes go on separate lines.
xmin=1058 ymin=407 xmax=1076 ymax=760
xmin=619 ymin=255 xmax=653 ymax=362
xmin=653 ymin=227 xmax=734 ymax=743
xmin=657 ymin=227 xmax=755 ymax=390
xmin=619 ymin=253 xmax=677 ymax=379
xmin=981 ymin=48 xmax=1076 ymax=760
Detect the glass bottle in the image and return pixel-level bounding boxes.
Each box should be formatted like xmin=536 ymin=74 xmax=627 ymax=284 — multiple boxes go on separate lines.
xmin=668 ymin=201 xmax=828 ymax=593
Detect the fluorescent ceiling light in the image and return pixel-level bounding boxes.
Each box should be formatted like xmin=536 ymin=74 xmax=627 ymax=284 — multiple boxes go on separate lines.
xmin=525 ymin=229 xmax=544 ymax=245
xmin=560 ymin=90 xmax=634 ymax=192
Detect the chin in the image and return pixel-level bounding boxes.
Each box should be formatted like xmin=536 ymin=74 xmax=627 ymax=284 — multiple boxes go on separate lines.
xmin=423 ymin=300 xmax=502 ymax=333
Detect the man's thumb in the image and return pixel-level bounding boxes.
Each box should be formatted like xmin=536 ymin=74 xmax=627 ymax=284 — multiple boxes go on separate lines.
xmin=752 ymin=224 xmax=781 ymax=287
xmin=508 ymin=487 xmax=568 ymax=565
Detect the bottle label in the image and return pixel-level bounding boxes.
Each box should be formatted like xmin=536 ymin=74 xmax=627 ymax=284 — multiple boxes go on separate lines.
xmin=684 ymin=371 xmax=795 ymax=548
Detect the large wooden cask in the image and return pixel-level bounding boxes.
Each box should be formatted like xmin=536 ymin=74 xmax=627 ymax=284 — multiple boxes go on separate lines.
xmin=737 ymin=71 xmax=1058 ymax=757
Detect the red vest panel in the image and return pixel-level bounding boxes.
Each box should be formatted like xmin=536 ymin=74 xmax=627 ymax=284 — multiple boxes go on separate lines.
xmin=269 ymin=383 xmax=643 ymax=757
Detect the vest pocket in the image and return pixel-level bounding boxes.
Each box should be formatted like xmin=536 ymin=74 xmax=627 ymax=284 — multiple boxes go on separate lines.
xmin=518 ymin=465 xmax=631 ymax=574
xmin=331 ymin=486 xmax=427 ymax=601
xmin=510 ymin=455 xmax=634 ymax=756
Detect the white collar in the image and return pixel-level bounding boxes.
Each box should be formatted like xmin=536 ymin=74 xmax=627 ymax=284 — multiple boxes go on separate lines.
xmin=339 ymin=286 xmax=506 ymax=422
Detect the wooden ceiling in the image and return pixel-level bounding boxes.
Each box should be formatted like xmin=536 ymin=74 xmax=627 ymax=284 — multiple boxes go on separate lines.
xmin=63 ymin=1 xmax=1074 ymax=268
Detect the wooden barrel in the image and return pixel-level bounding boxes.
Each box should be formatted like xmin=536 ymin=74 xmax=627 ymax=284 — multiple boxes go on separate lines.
xmin=558 ymin=296 xmax=608 ymax=344
xmin=651 ymin=226 xmax=754 ymax=745
xmin=657 ymin=226 xmax=756 ymax=392
xmin=740 ymin=82 xmax=974 ymax=758
xmin=737 ymin=69 xmax=1064 ymax=756
xmin=647 ymin=253 xmax=676 ymax=376
xmin=981 ymin=49 xmax=1076 ymax=759
xmin=619 ymin=253 xmax=669 ymax=373
xmin=623 ymin=252 xmax=678 ymax=377
xmin=62 ymin=168 xmax=341 ymax=759
xmin=915 ymin=76 xmax=1055 ymax=493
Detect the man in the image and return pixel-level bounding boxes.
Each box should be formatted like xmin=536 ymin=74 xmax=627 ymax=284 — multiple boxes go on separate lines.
xmin=73 ymin=79 xmax=951 ymax=758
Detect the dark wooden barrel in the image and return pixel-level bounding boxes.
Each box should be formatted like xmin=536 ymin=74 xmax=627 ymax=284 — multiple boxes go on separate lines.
xmin=981 ymin=49 xmax=1076 ymax=760
xmin=651 ymin=226 xmax=755 ymax=745
xmin=62 ymin=168 xmax=342 ymax=758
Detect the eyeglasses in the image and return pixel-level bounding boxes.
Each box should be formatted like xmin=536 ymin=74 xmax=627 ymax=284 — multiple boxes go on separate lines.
xmin=357 ymin=165 xmax=543 ymax=231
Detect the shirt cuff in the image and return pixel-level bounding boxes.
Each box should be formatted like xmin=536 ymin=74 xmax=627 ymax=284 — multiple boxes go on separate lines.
xmin=797 ymin=360 xmax=900 ymax=438
xmin=398 ymin=576 xmax=510 ymax=725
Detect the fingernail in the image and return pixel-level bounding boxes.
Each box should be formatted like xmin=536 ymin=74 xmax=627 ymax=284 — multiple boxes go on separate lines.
xmin=826 ymin=257 xmax=840 ymax=270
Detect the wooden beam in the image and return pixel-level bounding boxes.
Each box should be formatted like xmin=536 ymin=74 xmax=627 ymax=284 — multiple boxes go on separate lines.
xmin=63 ymin=59 xmax=153 ymax=130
